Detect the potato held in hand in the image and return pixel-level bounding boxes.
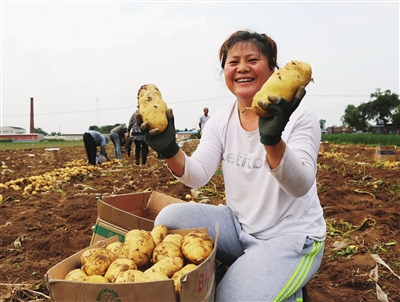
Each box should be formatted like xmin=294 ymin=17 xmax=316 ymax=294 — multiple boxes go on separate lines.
xmin=252 ymin=60 xmax=312 ymax=118
xmin=137 ymin=84 xmax=168 ymax=133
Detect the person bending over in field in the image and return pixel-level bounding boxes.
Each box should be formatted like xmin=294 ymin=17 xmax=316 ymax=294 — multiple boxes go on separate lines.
xmin=110 ymin=123 xmax=128 ymax=159
xmin=83 ymin=130 xmax=110 ymax=165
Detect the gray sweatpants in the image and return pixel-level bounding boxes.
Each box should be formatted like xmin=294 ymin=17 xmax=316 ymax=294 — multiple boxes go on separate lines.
xmin=154 ymin=203 xmax=324 ymax=302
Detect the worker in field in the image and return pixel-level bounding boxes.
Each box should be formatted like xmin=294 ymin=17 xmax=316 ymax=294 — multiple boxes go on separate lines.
xmin=198 ymin=107 xmax=211 ymax=137
xmin=83 ymin=130 xmax=110 ymax=165
xmin=137 ymin=30 xmax=325 ymax=301
xmin=110 ymin=123 xmax=128 ymax=159
xmin=124 ymin=134 xmax=133 ymax=157
xmin=127 ymin=108 xmax=149 ymax=166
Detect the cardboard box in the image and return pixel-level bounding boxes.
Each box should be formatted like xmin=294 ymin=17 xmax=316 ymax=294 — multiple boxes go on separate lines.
xmin=91 ymin=191 xmax=185 ymax=244
xmin=374 ymin=145 xmax=397 ymax=162
xmin=319 ymin=142 xmax=330 ymax=152
xmin=46 ymin=225 xmax=219 ymax=302
xmin=45 ymin=148 xmax=60 ymax=160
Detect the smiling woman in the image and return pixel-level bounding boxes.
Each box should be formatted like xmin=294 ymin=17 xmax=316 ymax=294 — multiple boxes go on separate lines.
xmin=136 ymin=29 xmax=327 ymax=302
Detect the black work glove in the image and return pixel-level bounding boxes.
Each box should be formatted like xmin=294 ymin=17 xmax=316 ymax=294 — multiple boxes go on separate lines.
xmin=258 ymin=86 xmax=306 ymax=146
xmin=136 ymin=108 xmax=180 ymax=159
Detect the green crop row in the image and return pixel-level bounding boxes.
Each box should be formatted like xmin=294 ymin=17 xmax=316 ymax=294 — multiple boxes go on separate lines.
xmin=321 ymin=134 xmax=400 ymax=147
xmin=0 ymin=140 xmax=84 ymax=151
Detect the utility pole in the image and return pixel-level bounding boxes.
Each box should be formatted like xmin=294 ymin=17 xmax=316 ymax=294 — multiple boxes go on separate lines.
xmin=97 ymin=98 xmax=99 ymax=126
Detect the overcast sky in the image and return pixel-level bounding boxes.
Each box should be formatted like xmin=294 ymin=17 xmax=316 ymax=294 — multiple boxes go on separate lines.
xmin=1 ymin=1 xmax=399 ymax=134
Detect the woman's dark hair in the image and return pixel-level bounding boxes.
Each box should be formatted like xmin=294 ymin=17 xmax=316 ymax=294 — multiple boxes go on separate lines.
xmin=219 ymin=30 xmax=278 ymax=70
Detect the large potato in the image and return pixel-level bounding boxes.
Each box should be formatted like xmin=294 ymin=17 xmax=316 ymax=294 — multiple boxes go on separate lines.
xmin=124 ymin=229 xmax=155 ymax=267
xmin=106 ymin=241 xmax=124 ymax=256
xmin=181 ymin=230 xmax=214 ymax=264
xmin=252 ymin=60 xmax=312 ymax=118
xmin=79 ymin=248 xmax=97 ymax=266
xmin=81 ymin=247 xmax=116 ymax=276
xmin=150 ymin=224 xmax=168 ymax=246
xmin=137 ymin=84 xmax=168 ymax=133
xmin=115 ymin=243 xmax=130 ymax=259
xmin=143 ymin=270 xmax=170 ymax=282
xmin=162 ymin=234 xmax=183 ymax=247
xmin=172 ymin=264 xmax=198 ymax=295
xmin=152 ymin=241 xmax=183 ymax=263
xmin=145 ymin=256 xmax=184 ymax=278
xmin=104 ymin=258 xmax=138 ymax=283
xmin=114 ymin=270 xmax=148 ymax=283
xmin=83 ymin=275 xmax=109 ymax=283
xmin=64 ymin=268 xmax=88 ymax=281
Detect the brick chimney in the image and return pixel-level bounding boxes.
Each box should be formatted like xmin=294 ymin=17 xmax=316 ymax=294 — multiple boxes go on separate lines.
xmin=30 ymin=97 xmax=34 ymax=133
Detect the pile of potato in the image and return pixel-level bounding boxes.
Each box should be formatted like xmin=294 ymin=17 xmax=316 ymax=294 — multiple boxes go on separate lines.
xmin=64 ymin=225 xmax=214 ymax=296
xmin=0 ymin=159 xmax=107 ymax=198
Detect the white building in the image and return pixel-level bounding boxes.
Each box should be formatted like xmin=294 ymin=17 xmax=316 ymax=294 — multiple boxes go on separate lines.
xmin=0 ymin=126 xmax=26 ymax=134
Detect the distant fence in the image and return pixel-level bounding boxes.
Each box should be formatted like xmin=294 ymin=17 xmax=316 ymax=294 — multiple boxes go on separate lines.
xmin=44 ymin=134 xmax=82 ymax=141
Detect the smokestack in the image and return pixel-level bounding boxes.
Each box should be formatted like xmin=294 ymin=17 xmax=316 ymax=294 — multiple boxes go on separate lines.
xmin=30 ymin=97 xmax=34 ymax=133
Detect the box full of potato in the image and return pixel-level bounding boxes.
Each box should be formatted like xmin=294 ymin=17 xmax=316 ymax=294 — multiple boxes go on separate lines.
xmin=45 ymin=223 xmax=219 ymax=302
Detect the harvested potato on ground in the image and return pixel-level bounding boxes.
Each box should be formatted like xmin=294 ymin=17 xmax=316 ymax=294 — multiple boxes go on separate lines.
xmin=64 ymin=268 xmax=88 ymax=281
xmin=104 ymin=258 xmax=138 ymax=283
xmin=84 ymin=275 xmax=109 ymax=283
xmin=152 ymin=241 xmax=183 ymax=263
xmin=125 ymin=229 xmax=155 ymax=267
xmin=252 ymin=60 xmax=312 ymax=118
xmin=106 ymin=241 xmax=124 ymax=256
xmin=162 ymin=234 xmax=183 ymax=247
xmin=145 ymin=256 xmax=184 ymax=278
xmin=81 ymin=247 xmax=116 ymax=276
xmin=181 ymin=230 xmax=214 ymax=264
xmin=137 ymin=84 xmax=168 ymax=133
xmin=150 ymin=224 xmax=168 ymax=246
xmin=143 ymin=270 xmax=170 ymax=282
xmin=172 ymin=264 xmax=198 ymax=295
xmin=114 ymin=270 xmax=148 ymax=283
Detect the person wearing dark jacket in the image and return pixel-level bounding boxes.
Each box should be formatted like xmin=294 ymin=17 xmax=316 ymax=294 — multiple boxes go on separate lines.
xmin=83 ymin=130 xmax=110 ymax=165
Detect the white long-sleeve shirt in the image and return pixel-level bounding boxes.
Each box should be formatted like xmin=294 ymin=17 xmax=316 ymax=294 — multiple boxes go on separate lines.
xmin=175 ymin=100 xmax=326 ymax=241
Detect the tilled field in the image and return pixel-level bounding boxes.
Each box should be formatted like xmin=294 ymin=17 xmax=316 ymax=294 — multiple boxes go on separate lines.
xmin=0 ymin=141 xmax=399 ymax=301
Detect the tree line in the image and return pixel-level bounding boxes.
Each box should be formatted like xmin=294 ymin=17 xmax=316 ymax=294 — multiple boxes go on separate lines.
xmin=320 ymin=88 xmax=400 ymax=134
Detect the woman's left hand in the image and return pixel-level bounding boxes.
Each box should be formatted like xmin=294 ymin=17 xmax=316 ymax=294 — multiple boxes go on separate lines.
xmin=258 ymin=86 xmax=306 ymax=146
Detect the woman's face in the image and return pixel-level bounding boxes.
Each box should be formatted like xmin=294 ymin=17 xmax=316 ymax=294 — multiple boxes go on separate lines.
xmin=223 ymin=42 xmax=273 ymax=103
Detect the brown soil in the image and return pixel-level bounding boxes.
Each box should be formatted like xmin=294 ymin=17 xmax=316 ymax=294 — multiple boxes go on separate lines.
xmin=0 ymin=141 xmax=399 ymax=301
